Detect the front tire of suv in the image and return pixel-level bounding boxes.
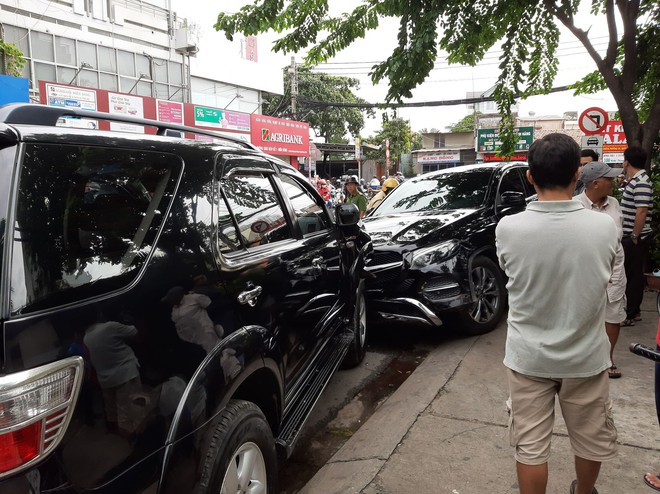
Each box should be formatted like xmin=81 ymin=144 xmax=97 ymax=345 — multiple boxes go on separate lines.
xmin=456 ymin=256 xmax=506 ymax=335
xmin=342 ymin=279 xmax=367 ymax=368
xmin=199 ymin=400 xmax=277 ymax=494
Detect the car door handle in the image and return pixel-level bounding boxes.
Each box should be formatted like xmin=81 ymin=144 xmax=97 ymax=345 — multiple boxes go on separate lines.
xmin=238 ymin=284 xmax=263 ymax=307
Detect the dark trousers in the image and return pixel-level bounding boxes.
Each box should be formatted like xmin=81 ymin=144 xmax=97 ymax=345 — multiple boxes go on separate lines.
xmin=623 ymin=234 xmax=652 ymax=319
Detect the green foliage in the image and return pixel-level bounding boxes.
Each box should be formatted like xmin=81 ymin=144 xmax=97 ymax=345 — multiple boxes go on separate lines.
xmin=0 ymin=38 xmax=26 ymax=77
xmin=363 ymin=114 xmax=415 ymax=172
xmin=263 ymin=65 xmax=372 ymax=142
xmin=447 ymin=112 xmax=481 ymax=132
xmin=215 ymin=0 xmax=659 ymax=160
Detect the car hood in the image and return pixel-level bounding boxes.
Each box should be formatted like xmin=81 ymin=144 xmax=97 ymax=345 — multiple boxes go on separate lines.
xmin=362 ymin=210 xmax=476 ymax=246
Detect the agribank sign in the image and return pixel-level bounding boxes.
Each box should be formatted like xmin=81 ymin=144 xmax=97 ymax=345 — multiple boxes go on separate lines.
xmin=251 ymin=114 xmax=309 ymax=156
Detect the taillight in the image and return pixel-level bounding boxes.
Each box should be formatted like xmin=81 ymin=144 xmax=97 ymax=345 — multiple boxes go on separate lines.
xmin=0 ymin=356 xmax=83 ymax=478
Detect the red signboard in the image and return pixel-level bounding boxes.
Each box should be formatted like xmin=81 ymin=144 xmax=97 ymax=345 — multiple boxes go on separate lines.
xmin=602 ymin=120 xmax=627 ymax=152
xmin=483 ymin=153 xmax=527 ymax=162
xmin=38 ymin=81 xmax=310 ymax=158
xmin=250 ymin=114 xmax=309 ymax=156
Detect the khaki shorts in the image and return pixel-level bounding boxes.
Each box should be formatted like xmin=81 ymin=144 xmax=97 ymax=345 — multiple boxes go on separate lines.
xmin=605 ymin=295 xmax=626 ymax=324
xmin=506 ymin=369 xmax=617 ymax=465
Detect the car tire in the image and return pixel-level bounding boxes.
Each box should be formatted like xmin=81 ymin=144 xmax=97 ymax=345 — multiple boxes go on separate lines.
xmin=342 ymin=279 xmax=367 ymax=368
xmin=199 ymin=400 xmax=278 ymax=494
xmin=456 ymin=256 xmax=506 ymax=335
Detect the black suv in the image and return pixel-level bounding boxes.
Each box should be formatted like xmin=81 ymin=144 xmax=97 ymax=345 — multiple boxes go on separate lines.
xmin=363 ymin=162 xmax=533 ymax=335
xmin=0 ymin=104 xmax=370 ymax=494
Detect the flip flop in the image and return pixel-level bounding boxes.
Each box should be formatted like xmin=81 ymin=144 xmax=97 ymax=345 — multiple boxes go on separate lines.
xmin=644 ymin=473 xmax=660 ymax=491
xmin=570 ymin=479 xmax=598 ymax=494
xmin=608 ymin=365 xmax=622 ymax=379
xmin=622 ymin=318 xmax=636 ymax=327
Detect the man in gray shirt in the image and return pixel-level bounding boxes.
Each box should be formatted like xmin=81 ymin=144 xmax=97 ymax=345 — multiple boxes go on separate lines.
xmin=496 ymin=133 xmax=617 ymax=494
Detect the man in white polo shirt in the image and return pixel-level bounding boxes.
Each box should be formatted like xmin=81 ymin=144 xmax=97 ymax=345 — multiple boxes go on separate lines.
xmin=496 ymin=133 xmax=618 ymax=494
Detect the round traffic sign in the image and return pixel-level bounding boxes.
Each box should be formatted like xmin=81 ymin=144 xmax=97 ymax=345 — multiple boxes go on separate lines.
xmin=579 ymin=107 xmax=609 ymax=135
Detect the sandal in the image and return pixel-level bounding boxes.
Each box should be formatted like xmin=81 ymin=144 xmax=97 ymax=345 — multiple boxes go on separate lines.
xmin=622 ymin=318 xmax=636 ymax=327
xmin=644 ymin=473 xmax=660 ymax=491
xmin=608 ymin=365 xmax=622 ymax=379
xmin=634 ymin=313 xmax=643 ymax=321
xmin=569 ymin=479 xmax=598 ymax=494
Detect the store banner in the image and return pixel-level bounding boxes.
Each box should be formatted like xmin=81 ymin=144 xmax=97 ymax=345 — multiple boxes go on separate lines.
xmin=194 ymin=106 xmax=250 ymax=132
xmin=483 ymin=153 xmax=528 ymax=162
xmin=477 ymin=127 xmax=533 ymax=153
xmin=418 ymin=151 xmax=461 ymax=164
xmin=250 ymin=115 xmax=309 ymax=156
xmin=602 ymin=120 xmax=627 ymax=153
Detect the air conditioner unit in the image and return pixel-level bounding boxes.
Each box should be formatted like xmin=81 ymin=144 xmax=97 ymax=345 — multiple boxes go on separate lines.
xmin=174 ymin=28 xmax=198 ymax=55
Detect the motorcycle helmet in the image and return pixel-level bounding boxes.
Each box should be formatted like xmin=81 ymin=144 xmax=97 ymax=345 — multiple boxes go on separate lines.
xmin=345 ymin=175 xmax=360 ymax=185
xmin=382 ymin=178 xmax=399 ymax=192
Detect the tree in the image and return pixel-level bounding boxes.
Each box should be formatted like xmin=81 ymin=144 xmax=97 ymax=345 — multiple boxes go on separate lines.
xmin=215 ymin=1 xmax=659 ymax=166
xmin=363 ymin=114 xmax=415 ymax=174
xmin=263 ymin=65 xmax=373 ymax=143
xmin=447 ymin=113 xmax=481 ymax=133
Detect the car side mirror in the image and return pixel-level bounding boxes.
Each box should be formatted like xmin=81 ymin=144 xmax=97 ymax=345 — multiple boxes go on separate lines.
xmin=499 ymin=191 xmax=526 ymax=206
xmin=335 ymin=203 xmax=360 ymax=226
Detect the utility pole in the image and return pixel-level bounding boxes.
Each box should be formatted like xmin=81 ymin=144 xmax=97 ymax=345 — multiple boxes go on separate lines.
xmin=289 ymin=56 xmax=297 ymax=119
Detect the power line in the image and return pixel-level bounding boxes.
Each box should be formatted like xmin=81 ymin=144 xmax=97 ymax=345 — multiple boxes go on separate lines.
xmin=297 ymin=85 xmax=572 ymax=109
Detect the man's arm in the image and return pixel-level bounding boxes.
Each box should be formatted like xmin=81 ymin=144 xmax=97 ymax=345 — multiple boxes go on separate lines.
xmin=631 ymin=206 xmax=649 ymax=244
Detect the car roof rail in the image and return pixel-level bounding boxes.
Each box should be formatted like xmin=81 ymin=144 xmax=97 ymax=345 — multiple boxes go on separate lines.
xmin=0 ymin=103 xmax=258 ymax=151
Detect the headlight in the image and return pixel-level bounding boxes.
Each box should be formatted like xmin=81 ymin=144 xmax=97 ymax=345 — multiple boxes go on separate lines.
xmin=410 ymin=240 xmax=459 ymax=268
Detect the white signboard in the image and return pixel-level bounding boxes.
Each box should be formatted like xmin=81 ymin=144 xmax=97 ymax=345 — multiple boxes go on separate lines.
xmin=108 ymin=93 xmax=145 ymax=134
xmin=580 ymin=135 xmax=604 ymax=157
xmin=602 ymin=152 xmax=624 ymax=165
xmin=45 ymin=83 xmax=98 ymax=128
xmin=418 ymin=151 xmax=461 ymax=164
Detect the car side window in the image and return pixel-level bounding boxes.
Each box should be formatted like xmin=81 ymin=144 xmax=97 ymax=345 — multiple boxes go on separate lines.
xmin=10 ymin=144 xmax=180 ymax=314
xmin=497 ymin=169 xmax=525 ymax=202
xmin=278 ymin=174 xmax=330 ymax=235
xmin=220 ymin=173 xmax=292 ymax=248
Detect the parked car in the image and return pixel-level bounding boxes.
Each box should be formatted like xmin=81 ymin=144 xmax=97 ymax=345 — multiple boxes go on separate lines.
xmin=363 ymin=162 xmax=534 ymax=335
xmin=0 ymin=103 xmax=371 ymax=494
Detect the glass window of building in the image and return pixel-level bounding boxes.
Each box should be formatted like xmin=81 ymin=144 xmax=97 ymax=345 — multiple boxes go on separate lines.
xmin=137 ymin=81 xmax=152 ymax=97
xmin=55 ymin=37 xmax=76 ymax=66
xmin=57 ymin=66 xmax=77 ymax=84
xmin=79 ymin=69 xmax=99 ymax=88
xmin=117 ymin=50 xmax=135 ymax=76
xmin=100 ymin=73 xmax=118 ymax=92
xmin=78 ymin=41 xmax=97 ymax=69
xmin=98 ymin=46 xmax=117 ymax=73
xmin=4 ymin=26 xmax=30 ymax=56
xmin=34 ymin=62 xmax=56 ymax=84
xmin=153 ymin=58 xmax=167 ymax=83
xmin=154 ymin=83 xmax=168 ymax=100
xmin=31 ymin=31 xmax=54 ymax=62
xmin=136 ymin=54 xmax=150 ymax=77
xmin=168 ymin=61 xmax=182 ymax=85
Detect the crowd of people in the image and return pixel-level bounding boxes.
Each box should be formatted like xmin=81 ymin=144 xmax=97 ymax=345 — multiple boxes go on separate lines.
xmin=496 ymin=133 xmax=654 ymax=494
xmin=311 ymin=171 xmax=405 ymax=217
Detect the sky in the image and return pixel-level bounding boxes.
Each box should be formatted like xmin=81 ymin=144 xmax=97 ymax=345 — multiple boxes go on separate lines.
xmin=172 ymin=0 xmax=618 ymax=138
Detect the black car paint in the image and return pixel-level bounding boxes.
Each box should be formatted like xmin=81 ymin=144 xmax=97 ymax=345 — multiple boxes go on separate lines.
xmin=0 ymin=112 xmax=368 ymax=494
xmin=363 ymin=163 xmax=531 ymax=330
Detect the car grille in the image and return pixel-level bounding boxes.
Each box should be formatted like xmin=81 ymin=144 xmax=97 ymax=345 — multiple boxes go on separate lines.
xmin=422 ymin=275 xmax=462 ymax=300
xmin=367 ymin=250 xmax=403 ymax=286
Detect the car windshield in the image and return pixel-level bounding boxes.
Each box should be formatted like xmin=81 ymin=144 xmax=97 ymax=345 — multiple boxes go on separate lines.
xmin=372 ymin=168 xmax=493 ymax=216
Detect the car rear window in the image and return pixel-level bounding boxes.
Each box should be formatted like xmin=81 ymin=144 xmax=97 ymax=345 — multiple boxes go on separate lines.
xmin=9 ymin=144 xmax=181 ymax=314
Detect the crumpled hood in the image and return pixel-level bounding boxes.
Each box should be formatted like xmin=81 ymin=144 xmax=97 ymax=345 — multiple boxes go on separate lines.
xmin=363 ymin=210 xmax=475 ymax=246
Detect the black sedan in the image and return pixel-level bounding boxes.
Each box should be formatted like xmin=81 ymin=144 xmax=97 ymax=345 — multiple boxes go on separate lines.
xmin=363 ymin=162 xmax=535 ymax=335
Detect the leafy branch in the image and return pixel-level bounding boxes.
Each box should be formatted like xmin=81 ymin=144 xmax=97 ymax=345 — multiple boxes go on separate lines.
xmin=0 ymin=38 xmax=26 ymax=77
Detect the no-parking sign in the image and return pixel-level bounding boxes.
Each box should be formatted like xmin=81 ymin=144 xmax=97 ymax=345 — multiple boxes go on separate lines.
xmin=579 ymin=107 xmax=609 ymax=135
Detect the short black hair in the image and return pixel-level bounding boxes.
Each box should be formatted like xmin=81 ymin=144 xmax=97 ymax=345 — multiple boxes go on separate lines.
xmin=624 ymin=146 xmax=647 ymax=169
xmin=527 ymin=133 xmax=581 ymax=189
xmin=580 ymin=149 xmax=599 ymax=161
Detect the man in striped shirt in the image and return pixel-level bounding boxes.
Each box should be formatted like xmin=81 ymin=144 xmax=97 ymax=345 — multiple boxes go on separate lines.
xmin=620 ymin=146 xmax=652 ymax=325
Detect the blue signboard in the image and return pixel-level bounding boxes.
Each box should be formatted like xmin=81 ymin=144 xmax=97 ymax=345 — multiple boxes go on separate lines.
xmin=0 ymin=75 xmax=29 ymax=106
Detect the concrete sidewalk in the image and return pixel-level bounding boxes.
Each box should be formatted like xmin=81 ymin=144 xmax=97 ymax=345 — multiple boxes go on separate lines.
xmin=299 ymin=291 xmax=660 ymax=494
